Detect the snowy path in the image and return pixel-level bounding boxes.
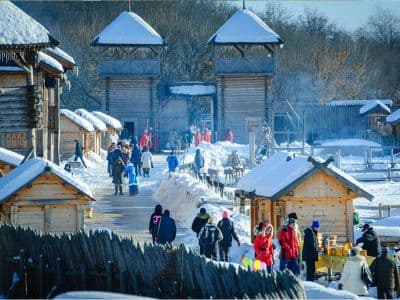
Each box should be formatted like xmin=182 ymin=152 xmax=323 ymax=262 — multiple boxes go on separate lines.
xmin=85 ymin=154 xmax=188 ymax=242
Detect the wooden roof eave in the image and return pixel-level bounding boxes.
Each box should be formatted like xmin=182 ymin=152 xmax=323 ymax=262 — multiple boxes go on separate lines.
xmin=0 ymin=35 xmax=59 ymax=51
xmin=38 ymin=65 xmax=63 ymax=78
xmin=91 ymin=39 xmax=167 ymax=48
xmin=207 ymin=37 xmax=283 ymax=46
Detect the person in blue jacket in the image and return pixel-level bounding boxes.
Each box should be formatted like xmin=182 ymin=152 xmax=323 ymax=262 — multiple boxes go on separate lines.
xmin=130 ymin=145 xmax=142 ymax=176
xmin=153 ymin=210 xmax=177 ymax=245
xmin=166 ymin=150 xmax=179 ymax=177
xmin=124 ymin=162 xmax=139 ymax=196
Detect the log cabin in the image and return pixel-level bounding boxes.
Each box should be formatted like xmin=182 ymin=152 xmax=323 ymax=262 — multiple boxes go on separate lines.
xmin=0 ymin=1 xmax=76 ymax=164
xmin=0 ymin=157 xmax=94 ymax=233
xmin=0 ymin=147 xmax=23 ymax=176
xmin=91 ymin=111 xmax=122 ymax=149
xmin=207 ymin=9 xmax=283 ymax=143
xmin=75 ymin=109 xmax=107 ymax=155
xmin=92 ymin=10 xmax=166 ymax=141
xmin=60 ymin=109 xmax=95 ymax=160
xmin=237 ymin=153 xmax=373 ymax=243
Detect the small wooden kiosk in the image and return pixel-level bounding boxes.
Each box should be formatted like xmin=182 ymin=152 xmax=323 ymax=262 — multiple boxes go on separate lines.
xmin=0 ymin=147 xmax=24 ymax=175
xmin=237 ymin=153 xmax=373 ymax=243
xmin=60 ymin=109 xmax=95 ymax=160
xmin=75 ymin=109 xmax=107 ymax=155
xmin=0 ymin=157 xmax=95 ymax=233
xmin=91 ymin=111 xmax=122 ymax=149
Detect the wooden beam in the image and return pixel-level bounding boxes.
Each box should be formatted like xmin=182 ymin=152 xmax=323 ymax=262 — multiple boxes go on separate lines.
xmin=263 ymin=45 xmax=274 ymax=55
xmin=233 ymin=45 xmax=244 ymax=57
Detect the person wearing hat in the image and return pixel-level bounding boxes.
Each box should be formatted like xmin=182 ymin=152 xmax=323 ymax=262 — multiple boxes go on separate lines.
xmin=217 ymin=211 xmax=241 ymax=262
xmin=370 ymin=246 xmax=399 ymax=299
xmin=356 ymin=223 xmax=381 ymax=257
xmin=112 ymin=157 xmax=125 ymax=195
xmin=198 ymin=217 xmax=223 ymax=260
xmin=191 ymin=208 xmax=210 ymax=255
xmin=253 ymin=223 xmax=274 ymax=273
xmin=338 ymin=247 xmax=371 ymax=296
xmin=278 ymin=217 xmax=300 ymax=275
xmin=302 ymin=220 xmax=321 ymax=281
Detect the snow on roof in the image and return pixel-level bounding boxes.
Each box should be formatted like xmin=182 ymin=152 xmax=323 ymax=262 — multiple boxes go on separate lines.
xmin=359 ymin=100 xmax=391 ymax=115
xmin=386 ymin=108 xmax=400 ymax=125
xmin=91 ymin=111 xmax=122 ymax=130
xmin=60 ymin=109 xmax=95 ymax=132
xmin=320 ymin=139 xmax=382 ymax=148
xmin=0 ymin=1 xmax=58 ymax=48
xmin=237 ymin=152 xmax=372 ymax=200
xmin=46 ymin=47 xmax=76 ymax=67
xmin=0 ymin=147 xmax=24 ymax=167
xmin=327 ymin=99 xmax=393 ymax=107
xmin=208 ymin=9 xmax=282 ymax=45
xmin=169 ymin=84 xmax=216 ymax=96
xmin=0 ymin=157 xmax=94 ymax=203
xmin=0 ymin=66 xmax=24 ymax=73
xmin=38 ymin=51 xmax=64 ymax=74
xmin=75 ymin=109 xmax=107 ymax=131
xmin=92 ymin=11 xmax=165 ymax=46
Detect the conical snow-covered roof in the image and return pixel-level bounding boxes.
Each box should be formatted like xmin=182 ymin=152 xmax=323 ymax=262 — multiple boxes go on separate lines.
xmin=92 ymin=11 xmax=165 ymax=46
xmin=208 ymin=9 xmax=282 ymax=45
xmin=0 ymin=1 xmax=58 ymax=49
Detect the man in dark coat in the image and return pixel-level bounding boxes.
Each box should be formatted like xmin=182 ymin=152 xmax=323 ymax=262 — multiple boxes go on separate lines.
xmin=74 ymin=140 xmax=87 ymax=168
xmin=154 ymin=210 xmax=177 ymax=245
xmin=302 ymin=220 xmax=320 ymax=281
xmin=356 ymin=224 xmax=381 ymax=257
xmin=112 ymin=158 xmax=125 ymax=195
xmin=149 ymin=204 xmax=163 ymax=242
xmin=370 ymin=247 xmax=399 ymax=299
xmin=130 ymin=145 xmax=142 ymax=176
xmin=217 ymin=211 xmax=240 ymax=262
xmin=194 ymin=149 xmax=204 ymax=179
xmin=191 ymin=207 xmax=210 ymax=255
xmin=198 ymin=217 xmax=223 ymax=260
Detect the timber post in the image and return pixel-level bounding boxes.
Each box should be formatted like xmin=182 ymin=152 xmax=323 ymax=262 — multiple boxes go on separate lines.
xmin=39 ymin=254 xmax=45 ymax=298
xmin=0 ymin=245 xmax=5 ymax=295
xmin=378 ymin=203 xmax=383 ymax=219
xmin=80 ymin=263 xmax=87 ymax=290
xmin=119 ymin=270 xmax=127 ymax=293
xmin=106 ymin=260 xmax=113 ymax=291
xmin=18 ymin=249 xmax=26 ymax=298
xmin=56 ymin=257 xmax=63 ymax=288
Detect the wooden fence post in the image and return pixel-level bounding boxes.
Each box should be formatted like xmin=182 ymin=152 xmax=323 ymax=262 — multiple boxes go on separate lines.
xmin=106 ymin=260 xmax=113 ymax=291
xmin=39 ymin=254 xmax=45 ymax=299
xmin=119 ymin=270 xmax=127 ymax=293
xmin=0 ymin=246 xmax=5 ymax=296
xmin=56 ymin=257 xmax=63 ymax=288
xmin=81 ymin=264 xmax=87 ymax=290
xmin=18 ymin=249 xmax=26 ymax=298
xmin=388 ymin=204 xmax=392 ymax=217
xmin=378 ymin=203 xmax=383 ymax=219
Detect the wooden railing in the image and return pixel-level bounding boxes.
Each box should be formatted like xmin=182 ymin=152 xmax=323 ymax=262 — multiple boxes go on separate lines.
xmin=99 ymin=58 xmax=160 ymax=77
xmin=214 ymin=57 xmax=275 ymax=75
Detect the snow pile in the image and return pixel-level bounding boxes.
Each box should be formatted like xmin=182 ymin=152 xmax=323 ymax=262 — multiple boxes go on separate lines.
xmin=75 ymin=109 xmax=107 ymax=131
xmin=277 ymin=141 xmax=311 ymax=151
xmin=38 ymin=51 xmax=64 ymax=73
xmin=303 ymin=282 xmax=359 ymax=299
xmin=0 ymin=1 xmax=54 ymax=46
xmin=359 ymin=100 xmax=391 ymax=115
xmin=319 ymin=139 xmax=382 ymax=148
xmin=91 ymin=111 xmax=122 ymax=130
xmin=327 ymin=99 xmax=393 ymax=107
xmin=0 ymin=147 xmax=23 ymax=166
xmin=93 ymin=11 xmax=165 ymax=46
xmin=208 ymin=9 xmax=282 ymax=44
xmin=169 ymin=84 xmax=216 ymax=96
xmin=60 ymin=109 xmax=95 ymax=132
xmin=0 ymin=157 xmax=93 ymax=201
xmin=46 ymin=47 xmax=76 ymax=65
xmin=387 ymin=108 xmax=400 ymax=124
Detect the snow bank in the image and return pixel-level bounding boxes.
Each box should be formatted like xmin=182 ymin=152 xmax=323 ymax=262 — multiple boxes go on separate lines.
xmin=277 ymin=141 xmax=311 ymax=150
xmin=359 ymin=100 xmax=391 ymax=115
xmin=75 ymin=109 xmax=107 ymax=131
xmin=91 ymin=111 xmax=122 ymax=130
xmin=0 ymin=147 xmax=23 ymax=166
xmin=320 ymin=139 xmax=382 ymax=148
xmin=304 ymin=282 xmax=359 ymax=299
xmin=327 ymin=99 xmax=393 ymax=107
xmin=46 ymin=47 xmax=76 ymax=65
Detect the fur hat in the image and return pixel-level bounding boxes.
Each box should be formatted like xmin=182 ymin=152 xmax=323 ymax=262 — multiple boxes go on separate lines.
xmin=287 ymin=212 xmax=298 ymax=220
xmin=200 ymin=207 xmax=206 ymax=214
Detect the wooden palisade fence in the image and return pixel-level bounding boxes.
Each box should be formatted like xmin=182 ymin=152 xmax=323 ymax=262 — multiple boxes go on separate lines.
xmin=0 ymin=224 xmax=305 ymax=299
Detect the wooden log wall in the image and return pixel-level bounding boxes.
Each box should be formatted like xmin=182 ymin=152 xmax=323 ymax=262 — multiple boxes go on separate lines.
xmin=217 ymin=76 xmax=266 ymax=143
xmin=0 ymin=224 xmax=305 ymax=299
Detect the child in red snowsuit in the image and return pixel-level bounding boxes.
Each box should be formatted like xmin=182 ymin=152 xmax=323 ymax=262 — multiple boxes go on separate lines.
xmin=253 ymin=223 xmax=274 ymax=273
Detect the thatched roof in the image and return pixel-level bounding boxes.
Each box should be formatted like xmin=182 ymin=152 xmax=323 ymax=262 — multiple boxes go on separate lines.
xmin=0 ymin=1 xmax=58 ymax=49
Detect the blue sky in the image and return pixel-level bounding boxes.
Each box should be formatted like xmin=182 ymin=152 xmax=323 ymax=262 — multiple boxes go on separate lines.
xmin=228 ymin=0 xmax=400 ymax=31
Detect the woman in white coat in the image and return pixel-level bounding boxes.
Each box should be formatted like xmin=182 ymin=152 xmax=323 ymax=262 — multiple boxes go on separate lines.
xmin=141 ymin=146 xmax=153 ymax=178
xmin=338 ymin=247 xmax=371 ymax=296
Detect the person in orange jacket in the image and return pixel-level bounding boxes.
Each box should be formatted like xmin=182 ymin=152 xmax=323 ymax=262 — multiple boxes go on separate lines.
xmin=253 ymin=223 xmax=274 ymax=273
xmin=278 ymin=218 xmax=300 ymax=275
xmin=204 ymin=129 xmax=211 ymax=143
xmin=195 ymin=130 xmax=202 ymax=147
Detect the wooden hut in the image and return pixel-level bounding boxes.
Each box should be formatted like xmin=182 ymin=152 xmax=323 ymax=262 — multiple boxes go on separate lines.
xmin=91 ymin=111 xmax=122 ymax=149
xmin=237 ymin=153 xmax=373 ymax=243
xmin=387 ymin=108 xmax=400 ymax=146
xmin=0 ymin=2 xmax=76 ymax=164
xmin=92 ymin=11 xmax=166 ymax=140
xmin=59 ymin=109 xmax=95 ymax=160
xmin=0 ymin=147 xmax=23 ymax=176
xmin=75 ymin=109 xmax=107 ymax=155
xmin=207 ymin=9 xmax=283 ymax=143
xmin=0 ymin=157 xmax=94 ymax=233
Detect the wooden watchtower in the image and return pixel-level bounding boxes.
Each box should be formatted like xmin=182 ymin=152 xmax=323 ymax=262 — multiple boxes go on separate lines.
xmin=92 ymin=11 xmax=166 ymax=139
xmin=208 ymin=9 xmax=283 ymax=143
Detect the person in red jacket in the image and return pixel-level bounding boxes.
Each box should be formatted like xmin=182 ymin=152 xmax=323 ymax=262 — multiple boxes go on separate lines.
xmin=278 ymin=218 xmax=300 ymax=275
xmin=253 ymin=223 xmax=274 ymax=273
xmin=195 ymin=130 xmax=202 ymax=147
xmin=204 ymin=129 xmax=211 ymax=143
xmin=140 ymin=129 xmax=151 ymax=148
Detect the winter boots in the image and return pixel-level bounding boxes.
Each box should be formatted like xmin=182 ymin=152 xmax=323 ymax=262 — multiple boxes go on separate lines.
xmin=114 ymin=185 xmax=118 ymax=195
xmin=119 ymin=185 xmax=123 ymax=195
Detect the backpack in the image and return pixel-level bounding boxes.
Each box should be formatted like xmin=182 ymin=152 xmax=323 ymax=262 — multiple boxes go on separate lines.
xmin=361 ymin=262 xmax=373 ymax=287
